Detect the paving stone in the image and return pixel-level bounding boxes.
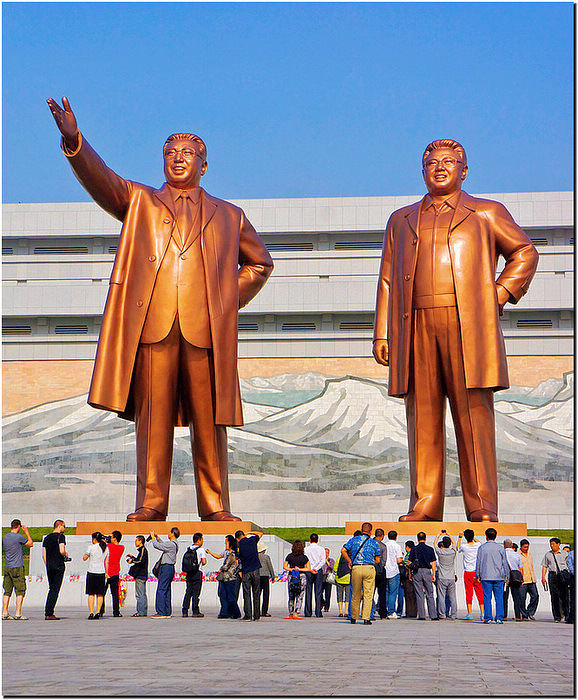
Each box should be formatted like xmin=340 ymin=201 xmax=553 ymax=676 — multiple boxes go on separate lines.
xmin=2 ymin=604 xmax=573 ymax=696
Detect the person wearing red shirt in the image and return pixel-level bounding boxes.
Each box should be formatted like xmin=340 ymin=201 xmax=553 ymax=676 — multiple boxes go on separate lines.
xmin=102 ymin=531 xmax=125 ymax=617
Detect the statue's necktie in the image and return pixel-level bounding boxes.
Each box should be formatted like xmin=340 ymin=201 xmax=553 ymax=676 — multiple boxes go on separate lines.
xmin=176 ymin=191 xmax=194 ymax=243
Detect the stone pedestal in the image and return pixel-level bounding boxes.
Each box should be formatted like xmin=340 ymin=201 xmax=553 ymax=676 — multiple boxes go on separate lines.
xmin=76 ymin=521 xmax=259 ymax=536
xmin=345 ymin=521 xmax=527 ymax=536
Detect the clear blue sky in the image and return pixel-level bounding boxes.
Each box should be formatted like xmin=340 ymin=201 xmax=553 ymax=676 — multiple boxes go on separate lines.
xmin=2 ymin=2 xmax=573 ymax=202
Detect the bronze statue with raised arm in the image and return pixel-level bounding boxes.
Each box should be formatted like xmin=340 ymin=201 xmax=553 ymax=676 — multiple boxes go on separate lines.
xmin=373 ymin=139 xmax=539 ymax=522
xmin=47 ymin=97 xmax=273 ymax=522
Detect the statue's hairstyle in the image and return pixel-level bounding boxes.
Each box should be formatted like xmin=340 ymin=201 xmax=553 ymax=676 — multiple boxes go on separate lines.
xmin=422 ymin=139 xmax=467 ymax=166
xmin=163 ymin=133 xmax=207 ymax=159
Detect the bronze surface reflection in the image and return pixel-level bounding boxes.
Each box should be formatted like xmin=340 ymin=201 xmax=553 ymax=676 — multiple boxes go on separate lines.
xmin=373 ymin=139 xmax=538 ymax=522
xmin=48 ymin=97 xmax=273 ymax=522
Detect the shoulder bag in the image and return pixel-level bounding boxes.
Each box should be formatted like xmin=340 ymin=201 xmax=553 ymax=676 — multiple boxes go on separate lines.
xmin=552 ymin=552 xmax=571 ymax=586
xmin=506 ymin=557 xmax=523 ymax=587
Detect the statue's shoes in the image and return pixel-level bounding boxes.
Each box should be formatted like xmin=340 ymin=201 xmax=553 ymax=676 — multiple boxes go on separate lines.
xmin=126 ymin=507 xmax=166 ymax=522
xmin=398 ymin=511 xmax=438 ymax=522
xmin=468 ymin=510 xmax=498 ymax=522
xmin=202 ymin=510 xmax=242 ymax=522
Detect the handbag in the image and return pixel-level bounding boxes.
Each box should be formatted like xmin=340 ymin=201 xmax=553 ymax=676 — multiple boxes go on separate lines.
xmin=128 ymin=563 xmax=139 ymax=579
xmin=152 ymin=558 xmax=162 ymax=578
xmin=326 ymin=571 xmax=337 ymax=585
xmin=506 ymin=557 xmax=523 ymax=587
xmin=552 ymin=552 xmax=571 ymax=586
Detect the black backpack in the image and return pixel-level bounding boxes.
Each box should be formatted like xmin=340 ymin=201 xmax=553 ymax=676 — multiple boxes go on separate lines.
xmin=182 ymin=546 xmax=200 ymax=574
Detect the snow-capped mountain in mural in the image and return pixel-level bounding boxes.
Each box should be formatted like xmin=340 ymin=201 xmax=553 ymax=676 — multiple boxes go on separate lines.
xmin=3 ymin=372 xmax=573 ymax=498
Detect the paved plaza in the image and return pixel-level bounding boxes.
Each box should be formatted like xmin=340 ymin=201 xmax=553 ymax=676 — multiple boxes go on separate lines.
xmin=3 ymin=604 xmax=574 ymax=697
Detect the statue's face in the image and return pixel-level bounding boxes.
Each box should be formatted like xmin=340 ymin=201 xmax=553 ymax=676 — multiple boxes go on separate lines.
xmin=164 ymin=138 xmax=207 ymax=189
xmin=422 ymin=147 xmax=468 ymax=197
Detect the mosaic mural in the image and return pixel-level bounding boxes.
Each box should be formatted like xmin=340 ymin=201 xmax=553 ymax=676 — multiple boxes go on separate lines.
xmin=3 ymin=371 xmax=573 ymax=520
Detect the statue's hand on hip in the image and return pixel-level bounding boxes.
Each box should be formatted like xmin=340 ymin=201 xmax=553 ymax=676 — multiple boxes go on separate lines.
xmin=373 ymin=339 xmax=389 ymax=366
xmin=496 ymin=283 xmax=510 ymax=317
xmin=46 ymin=96 xmax=79 ymax=150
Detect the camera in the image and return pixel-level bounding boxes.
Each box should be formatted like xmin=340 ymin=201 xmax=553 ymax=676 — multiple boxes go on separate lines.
xmin=104 ymin=535 xmax=112 ymax=544
xmin=63 ymin=556 xmax=72 ymax=562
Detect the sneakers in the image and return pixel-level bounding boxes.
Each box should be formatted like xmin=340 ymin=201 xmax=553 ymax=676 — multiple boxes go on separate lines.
xmin=389 ymin=612 xmax=399 ymax=619
xmin=363 ymin=620 xmax=372 ymax=625
xmin=191 ymin=612 xmax=204 ymax=618
xmin=113 ymin=613 xmax=123 ymax=618
xmin=151 ymin=614 xmax=170 ymax=619
xmin=496 ymin=619 xmax=504 ymax=624
xmin=464 ymin=613 xmax=473 ymax=620
xmin=182 ymin=611 xmax=189 ymax=617
xmin=483 ymin=619 xmax=493 ymax=624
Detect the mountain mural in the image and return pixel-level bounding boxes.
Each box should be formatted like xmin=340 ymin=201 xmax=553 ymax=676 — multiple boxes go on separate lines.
xmin=2 ymin=372 xmax=573 ymax=507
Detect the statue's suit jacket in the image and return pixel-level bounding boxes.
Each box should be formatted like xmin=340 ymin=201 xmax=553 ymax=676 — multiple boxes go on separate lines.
xmin=63 ymin=134 xmax=273 ymax=427
xmin=374 ymin=191 xmax=539 ymax=397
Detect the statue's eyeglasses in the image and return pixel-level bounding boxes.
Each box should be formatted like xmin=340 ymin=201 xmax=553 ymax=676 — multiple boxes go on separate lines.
xmin=164 ymin=148 xmax=204 ymax=161
xmin=424 ymin=157 xmax=463 ymax=170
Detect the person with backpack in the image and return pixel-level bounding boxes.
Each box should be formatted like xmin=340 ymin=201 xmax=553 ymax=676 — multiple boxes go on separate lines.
xmin=333 ymin=553 xmax=351 ymax=618
xmin=283 ymin=540 xmax=312 ymax=619
xmin=182 ymin=532 xmax=207 ymax=618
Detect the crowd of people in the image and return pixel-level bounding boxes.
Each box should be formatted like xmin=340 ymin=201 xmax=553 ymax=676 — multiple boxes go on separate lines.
xmin=2 ymin=518 xmax=574 ymax=626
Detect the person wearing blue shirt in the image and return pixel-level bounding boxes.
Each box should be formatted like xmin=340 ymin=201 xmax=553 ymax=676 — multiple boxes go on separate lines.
xmin=341 ymin=522 xmax=381 ymax=625
xmin=475 ymin=527 xmax=509 ymax=623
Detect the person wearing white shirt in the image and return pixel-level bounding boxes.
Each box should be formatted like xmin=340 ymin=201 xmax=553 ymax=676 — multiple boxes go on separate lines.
xmin=182 ymin=532 xmax=207 ymax=618
xmin=384 ymin=531 xmax=404 ymax=619
xmin=503 ymin=539 xmax=525 ymax=621
xmin=456 ymin=529 xmax=484 ymax=620
xmin=304 ymin=534 xmax=326 ymax=617
xmin=83 ymin=532 xmax=109 ymax=620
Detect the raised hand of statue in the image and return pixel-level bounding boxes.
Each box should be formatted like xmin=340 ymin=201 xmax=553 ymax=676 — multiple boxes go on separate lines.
xmin=47 ymin=96 xmax=78 ymax=150
xmin=372 ymin=339 xmax=389 ymax=366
